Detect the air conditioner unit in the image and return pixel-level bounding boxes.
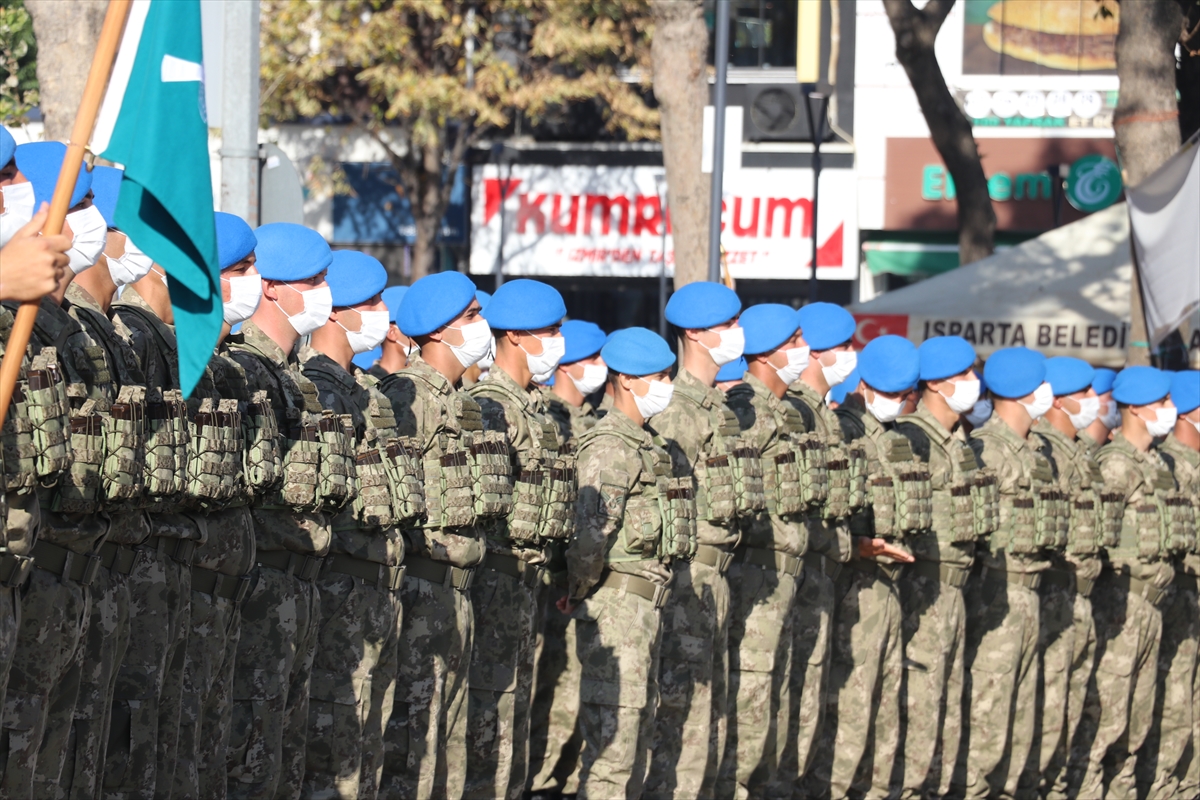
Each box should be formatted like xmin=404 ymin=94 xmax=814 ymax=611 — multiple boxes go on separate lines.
xmin=741 ymin=84 xmax=835 ymax=143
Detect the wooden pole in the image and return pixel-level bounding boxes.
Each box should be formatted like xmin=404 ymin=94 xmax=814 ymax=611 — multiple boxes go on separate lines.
xmin=0 ymin=0 xmax=131 ymax=430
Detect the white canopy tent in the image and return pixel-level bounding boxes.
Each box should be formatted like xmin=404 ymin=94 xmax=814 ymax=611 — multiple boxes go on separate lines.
xmin=849 ymin=203 xmax=1199 ymax=367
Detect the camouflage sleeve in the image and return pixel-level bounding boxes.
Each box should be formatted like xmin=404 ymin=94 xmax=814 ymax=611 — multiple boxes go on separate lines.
xmin=378 ymin=375 xmax=419 ymax=438
xmin=652 ymin=401 xmax=706 ymax=475
xmin=726 ymin=390 xmax=776 ymax=456
xmin=970 ymin=435 xmax=1021 ymax=495
xmin=1098 ymin=449 xmax=1139 ymax=505
xmin=567 ymin=435 xmax=633 ymax=600
xmin=477 ymin=393 xmax=537 ymax=465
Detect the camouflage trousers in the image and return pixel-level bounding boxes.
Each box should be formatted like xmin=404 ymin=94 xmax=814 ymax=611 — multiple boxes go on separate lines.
xmin=715 ymin=559 xmax=799 ymax=799
xmin=1072 ymin=571 xmax=1164 ymax=799
xmin=773 ymin=555 xmax=835 ymax=797
xmin=463 ymin=563 xmax=540 ymax=800
xmin=572 ymin=581 xmax=663 ymax=800
xmin=39 ymin=561 xmax=130 ymax=800
xmin=302 ymin=571 xmax=403 ymax=800
xmin=955 ymin=571 xmax=1041 ymax=800
xmin=804 ymin=563 xmax=903 ymax=800
xmin=104 ymin=517 xmax=194 ymax=800
xmin=1138 ymin=574 xmax=1198 ymax=799
xmin=1043 ymin=587 xmax=1096 ymax=800
xmin=1022 ymin=571 xmax=1079 ymax=798
xmin=527 ymin=581 xmax=583 ymax=795
xmin=227 ymin=561 xmax=321 ymax=800
xmin=381 ymin=572 xmax=473 ymax=800
xmin=645 ymin=558 xmax=729 ymax=800
xmin=0 ymin=585 xmax=16 ymax=714
xmin=0 ymin=562 xmax=89 ymax=799
xmin=895 ymin=562 xmax=967 ymax=799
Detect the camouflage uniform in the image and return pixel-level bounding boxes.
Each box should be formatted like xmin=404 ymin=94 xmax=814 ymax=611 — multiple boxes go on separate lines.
xmin=803 ymin=404 xmax=919 ymax=798
xmin=1073 ymin=431 xmax=1179 ymax=798
xmin=226 ymin=321 xmax=335 ymax=800
xmin=716 ymin=375 xmax=806 ymax=798
xmin=1028 ymin=418 xmax=1106 ymax=799
xmin=891 ymin=402 xmax=988 ymax=798
xmin=643 ymin=367 xmax=742 ymax=799
xmin=527 ymin=389 xmax=597 ymax=796
xmin=778 ymin=380 xmax=853 ymax=794
xmin=1138 ymin=431 xmax=1200 ymax=799
xmin=567 ymin=408 xmax=684 ymax=800
xmin=466 ymin=368 xmax=568 ymax=800
xmin=299 ymin=348 xmax=406 ymax=800
xmin=377 ymin=355 xmax=485 ymax=800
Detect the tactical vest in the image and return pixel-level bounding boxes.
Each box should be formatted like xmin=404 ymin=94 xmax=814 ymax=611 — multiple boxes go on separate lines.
xmin=577 ymin=424 xmax=696 ymax=563
xmin=870 ymin=433 xmax=934 ymax=539
xmin=760 ymin=400 xmax=822 ymax=517
xmin=1039 ymin=432 xmax=1113 ymax=556
xmin=671 ymin=386 xmax=766 ymax=524
xmin=1 ymin=345 xmax=72 ymax=496
xmin=382 ymin=370 xmax=481 ymax=531
xmin=971 ymin=425 xmax=1069 ymax=554
xmin=895 ymin=413 xmax=998 ymax=544
xmin=353 ymin=371 xmax=427 ymax=530
xmin=1098 ymin=440 xmax=1196 ymax=561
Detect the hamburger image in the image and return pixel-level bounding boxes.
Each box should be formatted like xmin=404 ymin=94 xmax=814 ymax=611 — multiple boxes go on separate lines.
xmin=983 ymin=0 xmax=1118 ymax=71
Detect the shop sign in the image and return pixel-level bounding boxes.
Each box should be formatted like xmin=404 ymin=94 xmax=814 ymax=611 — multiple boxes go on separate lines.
xmin=470 ymin=165 xmax=858 ymax=280
xmin=956 ymin=88 xmax=1116 ymax=130
xmin=1065 ymin=154 xmax=1122 ymax=212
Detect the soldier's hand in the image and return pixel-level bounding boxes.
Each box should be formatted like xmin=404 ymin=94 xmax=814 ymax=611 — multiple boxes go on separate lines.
xmin=0 ymin=204 xmax=71 ymax=302
xmin=856 ymin=536 xmax=915 ymax=564
xmin=556 ymin=595 xmax=577 ymax=615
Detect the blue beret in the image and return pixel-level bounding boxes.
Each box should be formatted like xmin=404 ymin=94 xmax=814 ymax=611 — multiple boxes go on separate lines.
xmin=399 ymin=271 xmax=477 ymax=337
xmin=254 ymin=223 xmax=332 ymax=281
xmin=797 ymin=302 xmax=855 ymax=350
xmin=829 ymin=368 xmax=860 ymax=405
xmin=90 ymin=165 xmax=122 ymax=228
xmin=483 ymin=279 xmax=566 ymax=330
xmin=741 ymin=304 xmax=800 ymax=355
xmin=859 ymin=335 xmax=919 ymax=393
xmin=1171 ymin=370 xmax=1200 ymax=414
xmin=351 ymin=346 xmax=381 ymax=370
xmin=1092 ymin=368 xmax=1117 ymax=395
xmin=561 ymin=319 xmax=606 ymax=364
xmin=327 ymin=251 xmax=388 ymax=307
xmin=476 ymin=289 xmax=492 ymax=310
xmin=601 ymin=327 xmax=675 ymax=376
xmin=381 ymin=286 xmax=408 ymax=323
xmin=983 ymin=347 xmax=1047 ymax=399
xmin=918 ymin=336 xmax=977 ymax=381
xmin=977 ymin=371 xmax=987 ymax=394
xmin=214 ymin=212 xmax=257 ymax=270
xmin=1044 ymin=357 xmax=1095 ymax=397
xmin=716 ymin=356 xmax=747 ymax=383
xmin=1112 ymin=366 xmax=1171 ymax=406
xmin=664 ymin=282 xmax=741 ymax=329
xmin=14 ymin=141 xmax=93 ymax=208
xmin=0 ymin=127 xmax=14 ymax=168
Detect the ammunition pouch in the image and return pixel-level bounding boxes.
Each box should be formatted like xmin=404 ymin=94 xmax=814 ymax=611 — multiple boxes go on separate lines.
xmin=1035 ymin=488 xmax=1071 ymax=550
xmin=242 ymin=389 xmax=283 ymax=497
xmin=101 ymin=385 xmax=147 ymax=504
xmin=1068 ymin=492 xmax=1101 ymax=556
xmin=1099 ymin=492 xmax=1124 ymax=549
xmin=470 ymin=429 xmax=514 ymax=520
xmin=317 ymin=411 xmax=357 ymax=510
xmin=730 ymin=441 xmax=767 ymax=516
xmin=695 ymin=449 xmax=737 ymax=525
xmin=765 ymin=442 xmax=805 ymax=517
xmin=3 ymin=349 xmax=72 ymax=492
xmin=895 ymin=466 xmax=934 ymax=534
xmin=538 ymin=455 xmax=578 ymax=540
xmin=53 ymin=400 xmax=106 ymax=514
xmin=870 ymin=476 xmax=897 ymax=538
xmin=383 ymin=437 xmax=427 ymax=522
xmin=1160 ymin=493 xmax=1197 ymax=555
xmin=188 ymin=397 xmax=244 ymax=505
xmin=971 ymin=472 xmax=1000 ymax=539
xmin=426 ymin=441 xmax=476 ymax=530
xmin=658 ymin=477 xmax=698 ymax=560
xmin=144 ymin=389 xmax=189 ymax=505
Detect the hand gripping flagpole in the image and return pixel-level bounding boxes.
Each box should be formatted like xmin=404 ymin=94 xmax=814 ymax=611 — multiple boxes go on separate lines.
xmin=0 ymin=0 xmax=131 ymax=430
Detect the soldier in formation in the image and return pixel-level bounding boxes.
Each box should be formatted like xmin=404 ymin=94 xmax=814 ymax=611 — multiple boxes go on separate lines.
xmin=6 ymin=131 xmax=1200 ymax=800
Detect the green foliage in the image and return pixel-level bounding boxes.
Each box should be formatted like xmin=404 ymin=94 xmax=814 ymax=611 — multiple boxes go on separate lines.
xmin=0 ymin=0 xmax=39 ymax=123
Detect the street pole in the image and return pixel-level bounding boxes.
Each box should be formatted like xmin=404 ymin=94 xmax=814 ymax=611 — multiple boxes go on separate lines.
xmin=656 ymin=174 xmax=668 ymax=337
xmin=802 ymin=89 xmax=829 ymax=304
xmin=221 ymin=0 xmax=261 ymax=224
xmin=707 ymin=0 xmax=731 ymax=284
xmin=493 ymin=143 xmax=510 ymax=290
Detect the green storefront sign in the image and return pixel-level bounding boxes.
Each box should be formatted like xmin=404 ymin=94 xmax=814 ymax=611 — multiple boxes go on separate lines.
xmin=1065 ymin=155 xmax=1123 ymax=212
xmin=921 ymin=154 xmax=1122 ymax=210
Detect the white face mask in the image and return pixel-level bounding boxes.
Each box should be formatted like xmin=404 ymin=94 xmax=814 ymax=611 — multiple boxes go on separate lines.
xmin=941 ymin=377 xmax=981 ymax=414
xmin=277 ymin=283 xmax=332 ymax=337
xmin=475 ymin=336 xmax=495 ymax=370
xmin=222 ymin=274 xmax=263 ymax=325
xmin=65 ymin=205 xmax=109 ymax=274
xmin=1066 ymin=395 xmax=1100 ymax=431
xmin=522 ymin=334 xmax=566 ymax=384
xmin=107 ymin=236 xmax=155 ymax=287
xmin=1189 ymin=418 xmax=1200 ymax=435
xmin=964 ymin=399 xmax=993 ymax=427
xmin=447 ymin=319 xmax=493 ymax=368
xmin=1143 ymin=406 xmax=1178 ymax=438
xmin=0 ymin=182 xmax=35 ymax=247
xmin=340 ymin=309 xmax=389 ymax=354
xmin=866 ymin=389 xmax=905 ymax=423
xmin=633 ymin=378 xmax=674 ymax=419
xmin=773 ymin=345 xmax=810 ymax=386
xmin=570 ymin=363 xmax=608 ymax=396
xmin=703 ymin=326 xmax=745 ymax=367
xmin=1019 ymin=382 xmax=1054 ymax=421
xmin=821 ymin=349 xmax=858 ymax=388
xmin=1098 ymin=397 xmax=1120 ymax=430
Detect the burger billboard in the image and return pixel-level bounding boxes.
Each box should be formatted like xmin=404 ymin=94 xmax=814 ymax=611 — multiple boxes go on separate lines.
xmin=963 ymin=0 xmax=1119 ymax=75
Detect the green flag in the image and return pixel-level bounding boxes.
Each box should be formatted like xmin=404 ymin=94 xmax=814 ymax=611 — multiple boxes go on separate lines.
xmin=93 ymin=0 xmax=217 ymax=397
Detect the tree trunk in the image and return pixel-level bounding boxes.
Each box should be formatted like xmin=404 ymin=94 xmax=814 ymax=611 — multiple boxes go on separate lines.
xmin=883 ymin=0 xmax=996 ymax=266
xmin=25 ymin=0 xmax=107 ymax=141
xmin=650 ymin=0 xmax=711 ymax=289
xmin=1114 ymin=0 xmax=1185 ymax=365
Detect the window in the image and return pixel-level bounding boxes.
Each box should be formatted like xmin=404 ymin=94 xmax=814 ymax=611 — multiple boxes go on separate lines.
xmin=707 ymin=0 xmax=798 ymax=69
